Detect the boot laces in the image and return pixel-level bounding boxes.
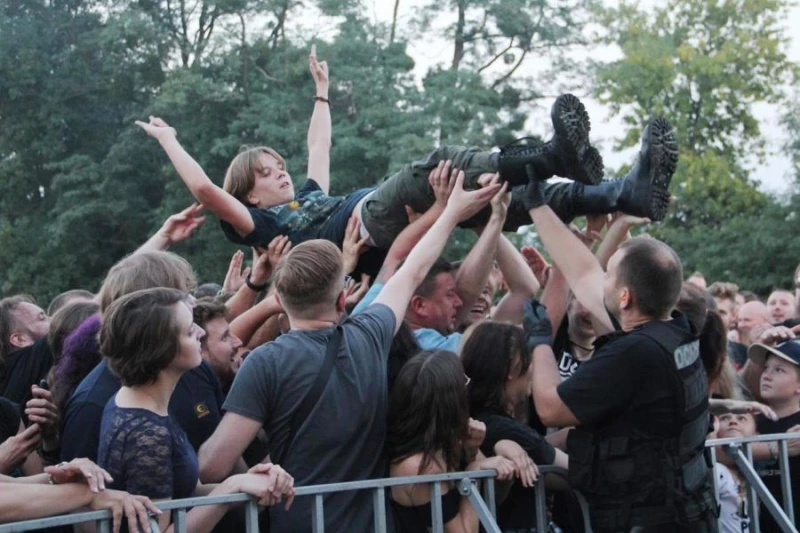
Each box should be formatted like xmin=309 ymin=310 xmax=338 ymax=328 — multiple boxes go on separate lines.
xmin=500 ymin=136 xmax=549 ymax=157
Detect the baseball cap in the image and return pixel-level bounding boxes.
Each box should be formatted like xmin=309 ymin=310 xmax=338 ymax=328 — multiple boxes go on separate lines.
xmin=748 ymin=339 xmax=800 ymax=367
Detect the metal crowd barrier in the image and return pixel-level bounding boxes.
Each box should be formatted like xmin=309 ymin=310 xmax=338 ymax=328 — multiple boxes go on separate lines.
xmin=0 ymin=467 xmax=584 ymax=533
xmin=5 ymin=432 xmax=797 ymax=533
xmin=706 ymin=432 xmax=800 ymax=533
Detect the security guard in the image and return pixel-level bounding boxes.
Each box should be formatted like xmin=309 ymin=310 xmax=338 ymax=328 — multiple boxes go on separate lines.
xmin=521 ymin=121 xmax=718 ymax=532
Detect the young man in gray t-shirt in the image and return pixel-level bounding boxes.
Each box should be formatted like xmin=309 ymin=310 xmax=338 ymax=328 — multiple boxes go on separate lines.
xmin=197 ymin=166 xmax=501 ymax=532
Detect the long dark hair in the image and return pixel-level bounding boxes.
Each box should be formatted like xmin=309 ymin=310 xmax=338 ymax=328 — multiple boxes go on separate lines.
xmin=461 ymin=321 xmax=528 ymax=416
xmin=676 ymin=282 xmax=726 ymax=385
xmin=387 ymin=321 xmax=420 ymax=394
xmin=386 ymin=350 xmax=469 ymax=474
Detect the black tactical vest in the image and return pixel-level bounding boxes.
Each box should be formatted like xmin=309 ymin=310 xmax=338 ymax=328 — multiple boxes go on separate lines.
xmin=567 ymin=320 xmax=718 ymax=532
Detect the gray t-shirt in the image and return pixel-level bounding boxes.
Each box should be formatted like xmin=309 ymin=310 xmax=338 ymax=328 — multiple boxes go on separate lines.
xmin=223 ymin=304 xmax=396 ymax=533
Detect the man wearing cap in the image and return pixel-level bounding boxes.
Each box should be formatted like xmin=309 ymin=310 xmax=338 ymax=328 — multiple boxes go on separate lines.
xmin=748 ymin=338 xmax=800 ymax=533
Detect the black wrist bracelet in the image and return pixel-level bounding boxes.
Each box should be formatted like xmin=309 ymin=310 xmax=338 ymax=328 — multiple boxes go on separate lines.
xmin=245 ymin=274 xmax=268 ymax=292
xmin=314 ymin=96 xmax=330 ymax=105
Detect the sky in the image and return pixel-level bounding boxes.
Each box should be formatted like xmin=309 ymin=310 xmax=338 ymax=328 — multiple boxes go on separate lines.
xmin=366 ymin=0 xmax=800 ymax=195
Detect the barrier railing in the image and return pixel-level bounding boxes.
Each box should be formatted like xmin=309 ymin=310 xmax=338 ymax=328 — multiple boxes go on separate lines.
xmin=0 ymin=466 xmax=585 ymax=533
xmin=706 ymin=432 xmax=800 ymax=533
xmin=4 ymin=432 xmax=797 ymax=533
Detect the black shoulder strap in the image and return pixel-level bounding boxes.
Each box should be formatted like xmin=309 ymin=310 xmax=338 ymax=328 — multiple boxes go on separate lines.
xmin=275 ymin=326 xmax=342 ymax=465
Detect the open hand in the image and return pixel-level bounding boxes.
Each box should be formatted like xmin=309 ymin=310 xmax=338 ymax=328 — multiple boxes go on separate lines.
xmin=342 ymin=216 xmax=370 ymax=275
xmin=445 ymin=170 xmax=501 ymax=222
xmin=223 ymin=250 xmax=250 ymax=293
xmin=489 ymin=178 xmax=510 ymax=222
xmin=135 ymin=116 xmax=177 ymax=140
xmin=520 ymin=246 xmax=551 ymax=288
xmin=157 ymin=204 xmax=205 ymax=246
xmin=430 ymin=161 xmax=458 ymax=208
xmin=251 ymin=235 xmax=292 ymax=285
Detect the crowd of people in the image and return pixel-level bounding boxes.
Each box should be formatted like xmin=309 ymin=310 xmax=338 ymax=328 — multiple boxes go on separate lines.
xmin=2 ymin=46 xmax=800 ymax=533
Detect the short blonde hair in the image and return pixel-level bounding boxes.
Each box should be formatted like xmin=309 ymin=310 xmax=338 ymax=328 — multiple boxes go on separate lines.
xmin=97 ymin=251 xmax=196 ymax=313
xmin=223 ymin=146 xmax=287 ymax=205
xmin=274 ymin=240 xmax=343 ymax=318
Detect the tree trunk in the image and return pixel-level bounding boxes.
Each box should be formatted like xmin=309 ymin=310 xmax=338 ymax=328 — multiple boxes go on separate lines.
xmin=451 ymin=0 xmax=465 ymax=70
xmin=390 ymin=0 xmax=400 ymax=43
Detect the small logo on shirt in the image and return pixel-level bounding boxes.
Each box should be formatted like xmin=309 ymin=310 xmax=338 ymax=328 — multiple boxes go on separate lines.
xmin=194 ymin=403 xmax=210 ymax=418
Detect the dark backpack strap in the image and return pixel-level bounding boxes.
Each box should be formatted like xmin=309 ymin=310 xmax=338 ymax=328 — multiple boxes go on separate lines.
xmin=275 ymin=326 xmax=342 ymax=465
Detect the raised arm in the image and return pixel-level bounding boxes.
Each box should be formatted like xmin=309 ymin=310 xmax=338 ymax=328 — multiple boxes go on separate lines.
xmin=306 ymin=45 xmax=331 ymax=194
xmin=224 ymin=238 xmax=290 ymax=321
xmin=229 ymin=294 xmax=284 ymax=346
xmin=136 ymin=117 xmax=254 ymax=236
xmin=454 ymin=178 xmax=507 ymax=326
xmin=374 ymin=161 xmax=456 ymax=283
xmin=135 ymin=204 xmax=206 ymax=254
xmin=374 ymin=169 xmax=500 ymax=333
xmin=595 ymin=213 xmax=649 ymax=271
xmin=525 ymin=182 xmax=614 ymax=334
xmin=492 ymin=237 xmax=541 ymax=324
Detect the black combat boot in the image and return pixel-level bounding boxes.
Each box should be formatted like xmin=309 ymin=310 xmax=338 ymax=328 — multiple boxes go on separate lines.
xmin=497 ymin=94 xmax=604 ymax=187
xmin=541 ymin=117 xmax=678 ymax=222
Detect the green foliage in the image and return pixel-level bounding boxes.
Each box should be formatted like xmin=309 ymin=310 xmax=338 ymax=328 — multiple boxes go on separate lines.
xmin=0 ymin=0 xmax=550 ymax=301
xmin=656 ymin=194 xmax=800 ymax=294
xmin=593 ymin=0 xmax=798 ymax=289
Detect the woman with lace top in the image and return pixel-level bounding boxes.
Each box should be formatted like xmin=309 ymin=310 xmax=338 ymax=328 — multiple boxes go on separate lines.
xmin=97 ymin=288 xmax=295 ymax=533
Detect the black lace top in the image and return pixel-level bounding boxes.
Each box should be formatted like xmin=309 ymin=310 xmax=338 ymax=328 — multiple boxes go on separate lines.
xmin=98 ymin=397 xmax=198 ymax=499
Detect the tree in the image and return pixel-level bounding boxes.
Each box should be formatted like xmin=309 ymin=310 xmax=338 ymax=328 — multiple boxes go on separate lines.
xmin=593 ymin=0 xmax=796 ymax=228
xmin=784 ymin=97 xmax=800 ymax=183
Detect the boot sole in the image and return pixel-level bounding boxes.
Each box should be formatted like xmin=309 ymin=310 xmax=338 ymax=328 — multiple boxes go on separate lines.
xmin=646 ymin=117 xmax=678 ymax=221
xmin=551 ymin=94 xmax=604 ymax=186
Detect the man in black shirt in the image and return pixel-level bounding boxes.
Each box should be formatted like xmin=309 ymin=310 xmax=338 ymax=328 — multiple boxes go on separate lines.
xmin=523 ymin=123 xmax=718 ymax=533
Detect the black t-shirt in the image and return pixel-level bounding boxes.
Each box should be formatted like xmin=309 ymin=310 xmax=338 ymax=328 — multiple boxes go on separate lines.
xmin=727 ymin=341 xmax=748 ymax=371
xmin=220 ymin=179 xmax=373 ymax=248
xmin=0 ymin=338 xmax=53 ymax=409
xmin=61 ymin=359 xmax=225 ymax=462
xmin=755 ymin=410 xmax=800 ymax=533
xmin=0 ymin=397 xmax=21 ymax=445
xmin=558 ymin=315 xmax=695 ymax=437
xmin=475 ymin=410 xmax=557 ymax=529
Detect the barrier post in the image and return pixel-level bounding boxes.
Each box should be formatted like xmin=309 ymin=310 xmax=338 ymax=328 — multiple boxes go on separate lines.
xmin=372 ymin=487 xmax=386 ymax=533
xmin=459 ymin=478 xmax=502 ymax=533
xmin=311 ymin=494 xmax=325 ymax=533
xmin=244 ymin=499 xmax=259 ymax=533
xmin=483 ymin=477 xmax=496 ymax=518
xmin=430 ymin=481 xmax=444 ymax=532
xmin=172 ymin=509 xmax=187 ymax=533
xmin=534 ymin=478 xmax=547 ymax=533
xmin=777 ymin=440 xmax=795 ymax=525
